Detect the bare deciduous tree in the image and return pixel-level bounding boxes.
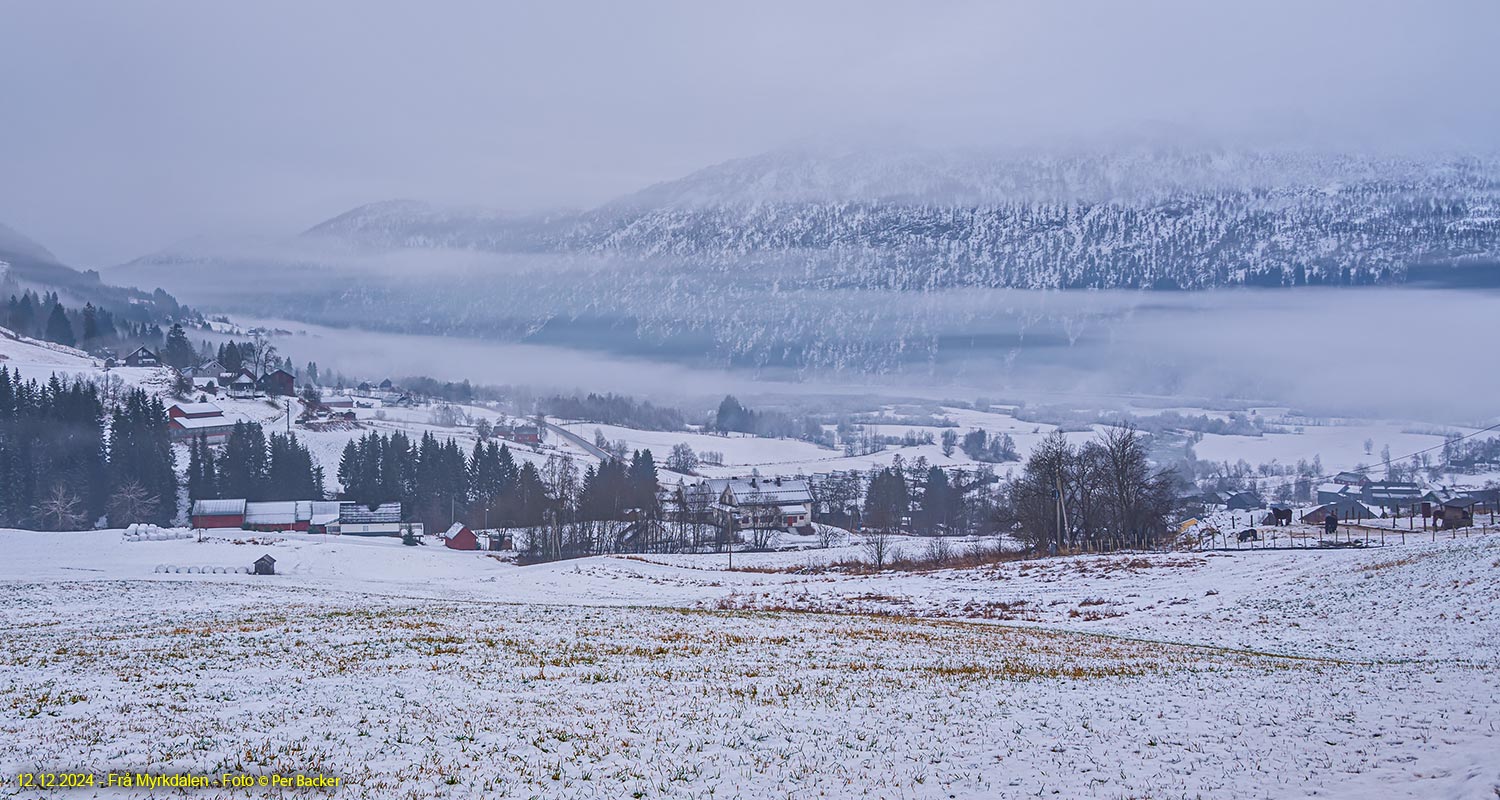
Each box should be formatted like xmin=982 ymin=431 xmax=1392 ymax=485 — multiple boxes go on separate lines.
xmin=862 ymin=528 xmax=892 ymax=570
xmin=33 ymin=486 xmax=87 ymax=531
xmin=107 ymin=481 xmax=158 ymax=526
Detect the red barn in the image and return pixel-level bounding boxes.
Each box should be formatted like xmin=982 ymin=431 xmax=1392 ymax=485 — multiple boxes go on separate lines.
xmin=507 ymin=425 xmax=541 ymax=445
xmin=440 ymin=523 xmax=479 ymax=550
xmin=191 ymin=498 xmax=247 ymax=529
xmin=169 ymin=401 xmax=224 ymax=420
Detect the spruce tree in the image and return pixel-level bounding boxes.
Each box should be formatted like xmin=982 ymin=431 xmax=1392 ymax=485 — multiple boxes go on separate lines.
xmin=44 ymin=303 xmax=75 ymax=347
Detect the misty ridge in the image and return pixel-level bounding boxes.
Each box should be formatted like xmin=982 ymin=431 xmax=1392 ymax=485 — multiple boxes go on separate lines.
xmin=97 ymin=144 xmax=1500 ymax=418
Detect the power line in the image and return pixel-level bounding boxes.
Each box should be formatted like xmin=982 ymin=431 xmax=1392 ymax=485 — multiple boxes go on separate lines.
xmin=1310 ymin=420 xmax=1500 ymax=484
xmin=1236 ymin=419 xmax=1500 ymax=492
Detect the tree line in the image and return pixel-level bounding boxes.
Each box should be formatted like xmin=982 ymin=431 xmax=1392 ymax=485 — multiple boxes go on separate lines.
xmin=0 ymin=367 xmax=177 ymax=529
xmin=336 ymin=430 xmax=666 ymax=546
xmin=186 ymin=422 xmax=324 ymax=504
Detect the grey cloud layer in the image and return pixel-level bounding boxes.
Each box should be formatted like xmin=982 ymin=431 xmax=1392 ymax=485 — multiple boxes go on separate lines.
xmin=2 ymin=0 xmax=1497 ymax=265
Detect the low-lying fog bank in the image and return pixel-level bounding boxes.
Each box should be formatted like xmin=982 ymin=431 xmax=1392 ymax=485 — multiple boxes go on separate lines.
xmin=236 ymin=285 xmax=1499 ymax=424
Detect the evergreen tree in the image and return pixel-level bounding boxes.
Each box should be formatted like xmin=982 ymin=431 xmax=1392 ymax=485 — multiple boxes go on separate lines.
xmin=862 ymin=468 xmax=909 ymax=530
xmin=11 ymin=293 xmax=37 ymax=336
xmin=104 ymin=389 xmax=177 ymax=525
xmin=44 ymin=303 xmax=75 ymax=347
xmin=627 ymin=449 xmax=660 ymax=516
xmin=915 ymin=466 xmax=955 ymax=534
xmin=161 ymin=323 xmax=196 ymax=368
xmin=219 ymin=421 xmax=268 ymax=500
xmin=81 ymin=303 xmax=101 ymax=345
xmin=714 ymin=395 xmax=755 ymax=433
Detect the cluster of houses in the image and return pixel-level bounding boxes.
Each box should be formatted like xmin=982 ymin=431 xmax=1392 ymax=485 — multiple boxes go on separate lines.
xmin=1312 ymin=472 xmax=1494 ymax=529
xmin=1190 ymin=470 xmax=1497 ymax=530
xmin=110 ymin=345 xmax=297 ymax=400
xmin=352 ymin=379 xmax=414 ymax=407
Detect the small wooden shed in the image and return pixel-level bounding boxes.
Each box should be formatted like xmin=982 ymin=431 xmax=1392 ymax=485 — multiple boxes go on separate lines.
xmin=253 ymin=554 xmax=276 ymax=575
xmin=1439 ymin=497 xmax=1477 ymax=530
xmin=440 ymin=523 xmax=479 ymax=551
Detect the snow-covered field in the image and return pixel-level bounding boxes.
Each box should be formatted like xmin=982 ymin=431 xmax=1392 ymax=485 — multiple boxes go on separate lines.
xmin=2 ymin=527 xmax=1497 ymax=799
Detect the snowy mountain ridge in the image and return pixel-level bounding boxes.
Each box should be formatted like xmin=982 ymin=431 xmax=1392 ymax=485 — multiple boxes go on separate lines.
xmin=283 ymin=146 xmax=1500 ymax=289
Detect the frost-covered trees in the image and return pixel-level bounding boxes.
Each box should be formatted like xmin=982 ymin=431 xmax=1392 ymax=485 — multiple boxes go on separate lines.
xmin=667 ymin=442 xmax=699 ymax=473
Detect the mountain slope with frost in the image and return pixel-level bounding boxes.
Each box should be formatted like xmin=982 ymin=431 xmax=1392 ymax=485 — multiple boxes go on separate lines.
xmin=292 ymin=146 xmax=1500 ymax=289
xmin=110 ymin=146 xmax=1500 ymax=379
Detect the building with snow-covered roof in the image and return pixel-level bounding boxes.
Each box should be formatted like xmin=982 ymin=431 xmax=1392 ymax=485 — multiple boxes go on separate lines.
xmin=1316 ymin=482 xmax=1363 ymax=505
xmin=1362 ymin=481 xmax=1422 ymax=510
xmin=122 ymin=346 xmax=160 ymax=367
xmin=338 ymin=502 xmax=405 ymax=536
xmin=1301 ymin=499 xmax=1380 ymax=526
xmin=168 ymin=411 xmax=239 ymax=444
xmin=227 ymin=371 xmax=258 ymax=399
xmin=191 ymin=499 xmax=341 ymax=532
xmin=703 ymin=476 xmax=814 ymax=531
xmin=1331 ymin=470 xmax=1370 ymax=487
xmin=260 ymin=368 xmax=295 ymax=397
xmin=169 ymin=401 xmax=224 ymax=420
xmin=191 ymin=498 xmax=247 ymax=528
xmin=245 ymin=501 xmax=302 ymax=530
xmin=439 ymin=523 xmax=479 ymax=550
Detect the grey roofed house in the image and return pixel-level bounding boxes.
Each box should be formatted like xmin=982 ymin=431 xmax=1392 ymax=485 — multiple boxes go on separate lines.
xmin=1362 ymin=481 xmax=1422 ymax=508
xmin=1332 ymin=470 xmax=1370 ymax=486
xmin=123 ymin=346 xmax=160 ymax=367
xmin=1199 ymin=490 xmax=1235 ymax=506
xmin=1316 ymin=482 xmax=1363 ymax=504
xmin=339 ymin=502 xmax=403 ymax=524
xmin=1224 ymin=491 xmax=1264 ymax=511
xmin=707 ymin=476 xmax=814 ymax=507
xmin=704 ymin=476 xmax=815 ymax=529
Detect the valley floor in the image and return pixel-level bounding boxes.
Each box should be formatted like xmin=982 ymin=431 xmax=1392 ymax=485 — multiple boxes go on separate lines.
xmin=1 ymin=529 xmax=1497 ymax=799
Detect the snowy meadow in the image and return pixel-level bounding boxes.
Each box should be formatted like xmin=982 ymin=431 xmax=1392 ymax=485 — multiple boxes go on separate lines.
xmin=2 ymin=529 xmax=1497 ymax=799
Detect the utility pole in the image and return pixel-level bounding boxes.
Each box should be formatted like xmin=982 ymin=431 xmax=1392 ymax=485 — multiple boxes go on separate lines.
xmin=727 ymin=509 xmax=735 ymax=570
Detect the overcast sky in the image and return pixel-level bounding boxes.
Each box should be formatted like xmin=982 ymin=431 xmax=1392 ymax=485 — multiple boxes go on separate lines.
xmin=2 ymin=1 xmax=1497 ymax=266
